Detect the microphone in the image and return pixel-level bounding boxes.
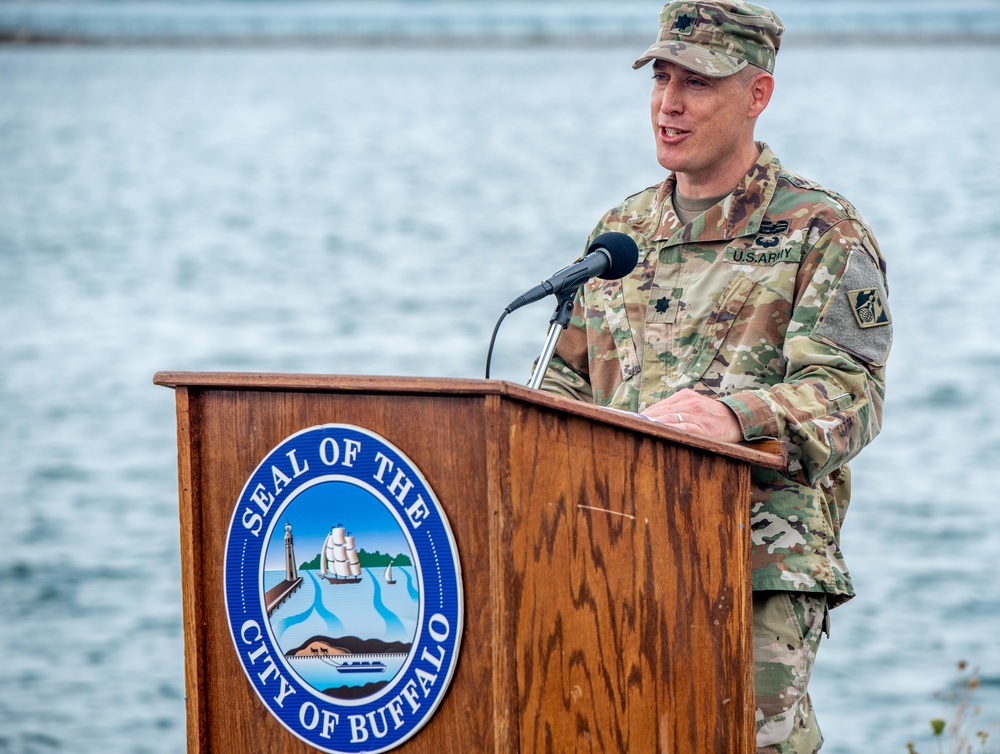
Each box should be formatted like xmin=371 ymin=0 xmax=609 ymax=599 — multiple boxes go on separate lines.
xmin=504 ymin=232 xmax=640 ymax=314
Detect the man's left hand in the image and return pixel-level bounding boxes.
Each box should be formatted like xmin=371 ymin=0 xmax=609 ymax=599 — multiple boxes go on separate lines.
xmin=641 ymin=388 xmax=743 ymax=443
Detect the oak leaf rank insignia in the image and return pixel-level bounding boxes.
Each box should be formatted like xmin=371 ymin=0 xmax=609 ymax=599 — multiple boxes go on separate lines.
xmin=672 ymin=13 xmax=695 ymax=34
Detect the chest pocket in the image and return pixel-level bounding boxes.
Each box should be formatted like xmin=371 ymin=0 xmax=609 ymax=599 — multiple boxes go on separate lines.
xmin=681 ymin=272 xmax=758 ymax=381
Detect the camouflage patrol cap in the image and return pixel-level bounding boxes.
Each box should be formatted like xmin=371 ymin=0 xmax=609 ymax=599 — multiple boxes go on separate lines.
xmin=633 ymin=0 xmax=784 ymax=77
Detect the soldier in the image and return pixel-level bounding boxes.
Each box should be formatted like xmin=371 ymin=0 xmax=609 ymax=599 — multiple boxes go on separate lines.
xmin=539 ymin=2 xmax=891 ymax=751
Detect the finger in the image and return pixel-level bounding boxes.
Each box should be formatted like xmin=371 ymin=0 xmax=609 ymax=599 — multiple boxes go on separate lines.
xmin=644 ymin=410 xmax=693 ymax=427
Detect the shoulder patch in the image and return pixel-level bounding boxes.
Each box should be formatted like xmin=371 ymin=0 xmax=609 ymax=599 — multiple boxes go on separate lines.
xmin=846 ymin=288 xmax=890 ymax=329
xmin=813 ymin=248 xmax=892 ymax=366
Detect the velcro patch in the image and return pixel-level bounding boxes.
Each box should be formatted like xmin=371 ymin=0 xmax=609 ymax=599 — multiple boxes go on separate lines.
xmin=813 ymin=248 xmax=892 ymax=366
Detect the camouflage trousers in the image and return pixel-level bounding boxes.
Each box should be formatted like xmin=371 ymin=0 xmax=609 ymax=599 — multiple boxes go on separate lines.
xmin=754 ymin=591 xmax=828 ymax=754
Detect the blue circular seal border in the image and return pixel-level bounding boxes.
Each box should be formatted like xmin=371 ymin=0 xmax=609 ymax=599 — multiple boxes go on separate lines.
xmin=223 ymin=424 xmax=464 ymax=753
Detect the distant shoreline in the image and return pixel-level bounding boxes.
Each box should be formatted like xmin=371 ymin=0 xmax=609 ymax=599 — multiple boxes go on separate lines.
xmin=2 ymin=32 xmax=999 ymax=48
xmin=4 ymin=0 xmax=1000 ymax=49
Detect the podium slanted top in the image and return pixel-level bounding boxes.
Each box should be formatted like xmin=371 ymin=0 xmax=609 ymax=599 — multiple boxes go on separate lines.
xmin=154 ymin=371 xmax=786 ymax=471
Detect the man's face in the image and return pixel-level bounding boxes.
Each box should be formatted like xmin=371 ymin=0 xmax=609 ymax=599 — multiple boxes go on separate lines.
xmin=649 ymin=59 xmax=769 ymax=196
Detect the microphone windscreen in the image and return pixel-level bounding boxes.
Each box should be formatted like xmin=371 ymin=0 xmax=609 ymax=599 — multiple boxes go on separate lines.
xmin=590 ymin=232 xmax=639 ymax=280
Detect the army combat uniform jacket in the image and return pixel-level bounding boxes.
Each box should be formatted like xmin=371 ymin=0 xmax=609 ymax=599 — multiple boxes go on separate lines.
xmin=542 ymin=145 xmax=891 ymax=604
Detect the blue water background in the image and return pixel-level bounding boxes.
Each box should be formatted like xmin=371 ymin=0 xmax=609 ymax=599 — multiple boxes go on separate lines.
xmin=286 ymin=652 xmax=409 ymax=696
xmin=264 ymin=568 xmax=418 ymax=649
xmin=1 ymin=4 xmax=1000 ymax=752
xmin=263 ymin=567 xmax=416 ymax=691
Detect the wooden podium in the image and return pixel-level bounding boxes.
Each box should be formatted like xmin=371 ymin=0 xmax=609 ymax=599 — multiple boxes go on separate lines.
xmin=154 ymin=372 xmax=785 ymax=753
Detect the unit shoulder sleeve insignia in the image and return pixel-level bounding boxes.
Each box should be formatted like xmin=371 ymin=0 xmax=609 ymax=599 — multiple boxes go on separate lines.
xmin=813 ymin=247 xmax=892 ymax=366
xmin=846 ymin=288 xmax=890 ymax=329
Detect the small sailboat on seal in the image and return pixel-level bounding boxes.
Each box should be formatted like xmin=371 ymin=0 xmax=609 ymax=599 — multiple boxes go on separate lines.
xmin=384 ymin=558 xmax=397 ymax=585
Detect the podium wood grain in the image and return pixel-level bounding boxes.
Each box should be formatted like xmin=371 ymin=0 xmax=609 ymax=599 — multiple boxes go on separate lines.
xmin=158 ymin=373 xmax=776 ymax=753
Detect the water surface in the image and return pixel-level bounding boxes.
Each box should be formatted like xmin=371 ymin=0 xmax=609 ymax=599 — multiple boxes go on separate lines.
xmin=1 ymin=41 xmax=999 ymax=754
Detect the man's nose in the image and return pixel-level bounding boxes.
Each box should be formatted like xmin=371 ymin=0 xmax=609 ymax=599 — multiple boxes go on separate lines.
xmin=657 ymin=81 xmax=683 ymax=114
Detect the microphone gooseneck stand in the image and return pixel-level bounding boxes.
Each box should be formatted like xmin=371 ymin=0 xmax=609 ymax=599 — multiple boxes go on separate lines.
xmin=484 ymin=231 xmax=638 ymax=383
xmin=527 ymin=288 xmax=576 ymax=390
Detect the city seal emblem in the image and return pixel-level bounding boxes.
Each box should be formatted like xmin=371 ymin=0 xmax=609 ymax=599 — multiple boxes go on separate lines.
xmin=223 ymin=424 xmax=464 ymax=753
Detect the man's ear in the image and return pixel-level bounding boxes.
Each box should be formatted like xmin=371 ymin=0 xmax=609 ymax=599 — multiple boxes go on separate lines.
xmin=748 ymin=72 xmax=775 ymax=118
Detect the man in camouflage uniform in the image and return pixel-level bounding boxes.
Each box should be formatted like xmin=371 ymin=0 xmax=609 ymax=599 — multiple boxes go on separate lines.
xmin=539 ymin=2 xmax=891 ymax=751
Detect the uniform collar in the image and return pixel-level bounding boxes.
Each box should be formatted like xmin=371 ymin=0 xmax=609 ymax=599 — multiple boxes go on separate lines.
xmin=628 ymin=142 xmax=781 ymax=245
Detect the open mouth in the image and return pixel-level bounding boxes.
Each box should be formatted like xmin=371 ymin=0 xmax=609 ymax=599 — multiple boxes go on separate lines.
xmin=659 ymin=126 xmax=689 ymax=142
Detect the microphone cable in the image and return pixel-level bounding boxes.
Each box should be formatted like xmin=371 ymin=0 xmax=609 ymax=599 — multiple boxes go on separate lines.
xmin=484 ymin=307 xmax=510 ymax=379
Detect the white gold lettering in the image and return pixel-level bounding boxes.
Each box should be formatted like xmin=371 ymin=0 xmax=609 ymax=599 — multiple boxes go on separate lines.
xmin=343 ymin=439 xmax=361 ymax=467
xmin=287 ymin=448 xmax=309 ymax=477
xmin=349 ymin=714 xmax=369 ymax=743
xmin=319 ymin=437 xmax=340 ymax=466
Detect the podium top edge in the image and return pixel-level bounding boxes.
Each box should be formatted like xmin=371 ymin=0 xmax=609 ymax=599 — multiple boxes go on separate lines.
xmin=154 ymin=371 xmax=494 ymax=394
xmin=152 ymin=371 xmax=786 ymax=470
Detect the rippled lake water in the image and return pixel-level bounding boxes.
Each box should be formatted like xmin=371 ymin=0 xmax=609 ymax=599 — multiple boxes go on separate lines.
xmin=1 ymin=38 xmax=999 ymax=754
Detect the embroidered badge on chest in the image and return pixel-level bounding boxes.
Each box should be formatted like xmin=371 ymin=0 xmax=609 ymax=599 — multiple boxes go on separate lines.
xmin=751 ymin=220 xmax=790 ymax=251
xmin=847 ymin=288 xmax=891 ymax=329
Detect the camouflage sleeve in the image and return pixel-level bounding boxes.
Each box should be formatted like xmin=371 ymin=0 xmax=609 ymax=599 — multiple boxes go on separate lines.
xmin=720 ymin=220 xmax=890 ymax=484
xmin=540 ymin=355 xmax=594 ymax=402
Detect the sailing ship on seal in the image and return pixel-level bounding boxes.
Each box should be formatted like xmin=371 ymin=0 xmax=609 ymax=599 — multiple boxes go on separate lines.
xmin=319 ymin=524 xmax=362 ymax=584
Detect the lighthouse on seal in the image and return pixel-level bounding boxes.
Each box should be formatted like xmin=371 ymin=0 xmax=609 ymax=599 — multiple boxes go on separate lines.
xmin=264 ymin=521 xmax=303 ymax=617
xmin=283 ymin=521 xmax=297 ymax=582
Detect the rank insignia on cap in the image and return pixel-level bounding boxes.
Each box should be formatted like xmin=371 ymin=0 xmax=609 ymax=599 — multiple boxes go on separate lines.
xmin=847 ymin=288 xmax=890 ymax=329
xmin=672 ymin=13 xmax=695 ymax=34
